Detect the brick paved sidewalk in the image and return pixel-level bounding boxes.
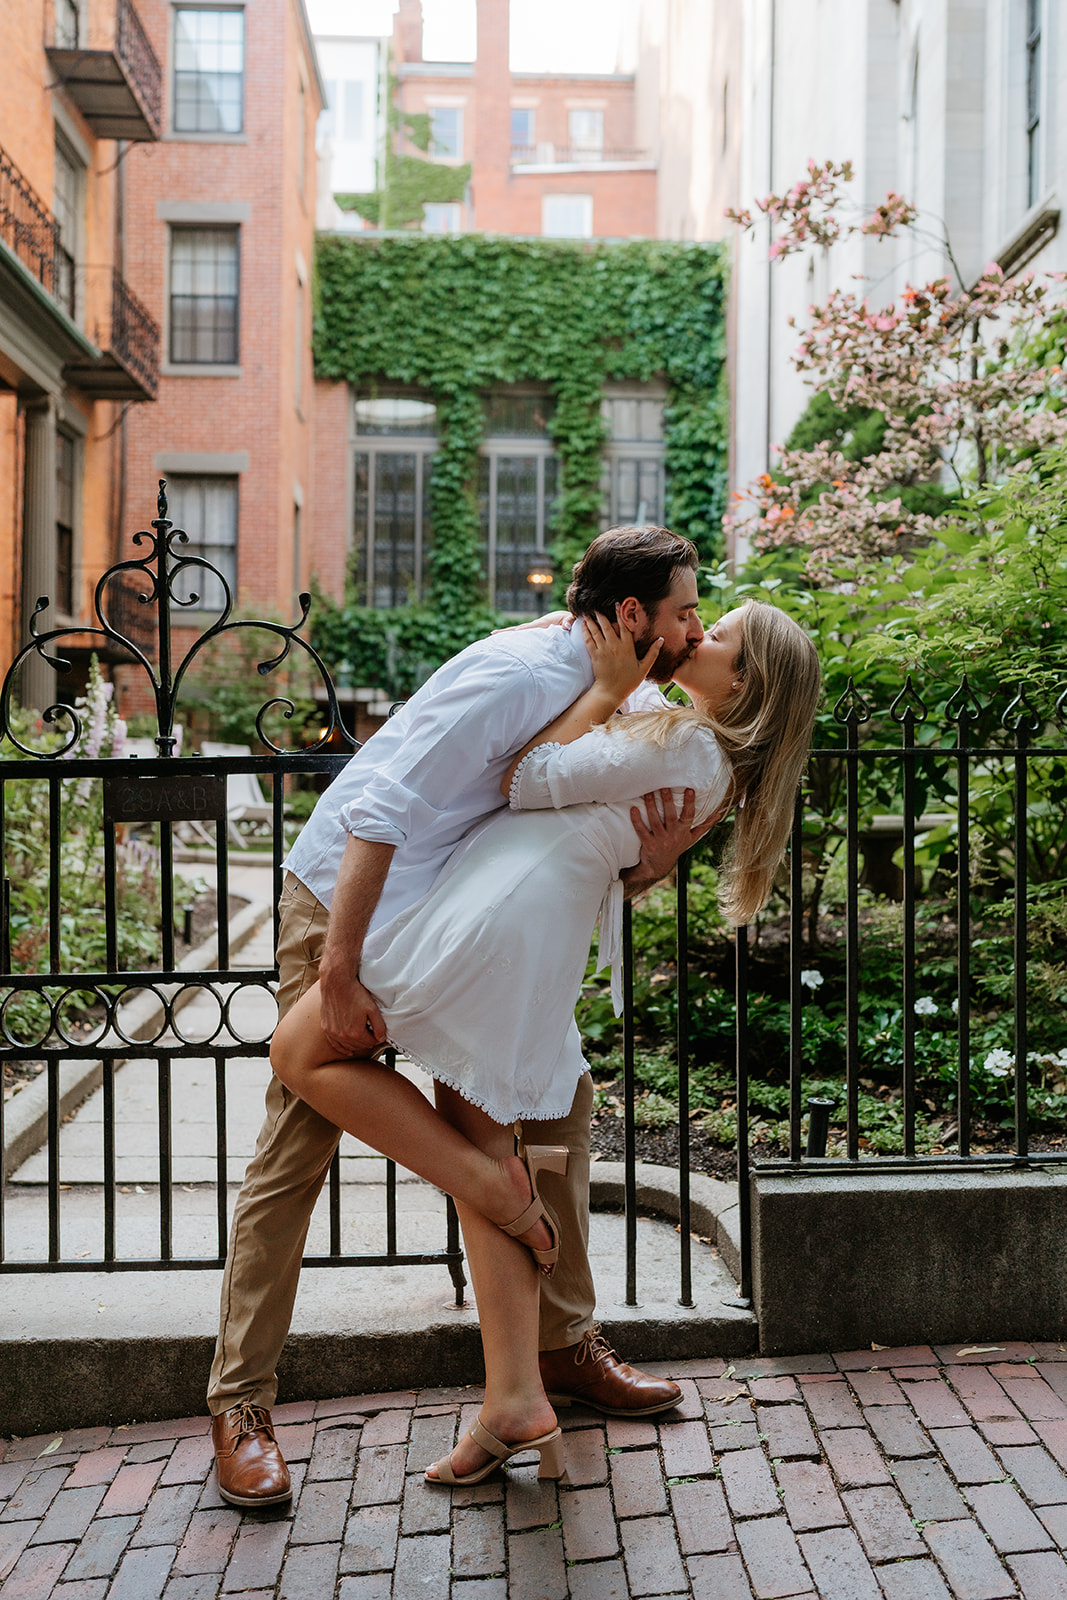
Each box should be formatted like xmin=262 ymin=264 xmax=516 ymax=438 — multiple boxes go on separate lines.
xmin=5 ymin=1344 xmax=1067 ymax=1598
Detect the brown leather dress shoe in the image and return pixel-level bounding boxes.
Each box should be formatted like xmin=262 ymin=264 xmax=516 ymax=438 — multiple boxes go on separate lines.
xmin=539 ymin=1326 xmax=682 ymax=1417
xmin=212 ymin=1402 xmax=292 ymax=1507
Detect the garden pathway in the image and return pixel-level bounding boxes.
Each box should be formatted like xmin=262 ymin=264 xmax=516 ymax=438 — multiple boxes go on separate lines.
xmin=4 ymin=1343 xmax=1067 ymax=1598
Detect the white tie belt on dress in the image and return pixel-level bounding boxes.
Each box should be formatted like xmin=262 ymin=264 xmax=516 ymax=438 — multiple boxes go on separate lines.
xmin=595 ymin=876 xmax=626 ymax=1017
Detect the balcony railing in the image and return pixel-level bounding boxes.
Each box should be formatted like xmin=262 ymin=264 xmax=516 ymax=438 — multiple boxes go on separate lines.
xmin=47 ymin=0 xmax=162 ymax=142
xmin=510 ymin=143 xmax=649 ymax=167
xmin=0 ymin=146 xmax=75 ymax=316
xmin=64 ymin=267 xmax=160 ymax=401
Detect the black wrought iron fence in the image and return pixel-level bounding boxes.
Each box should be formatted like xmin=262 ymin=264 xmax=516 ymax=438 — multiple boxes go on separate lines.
xmin=117 ymin=0 xmax=163 ymax=138
xmin=0 ymin=483 xmax=463 ymax=1295
xmin=106 ymin=267 xmax=160 ymax=396
xmin=0 ymin=144 xmax=75 ymax=316
xmin=2 ymin=482 xmax=1062 ymax=1328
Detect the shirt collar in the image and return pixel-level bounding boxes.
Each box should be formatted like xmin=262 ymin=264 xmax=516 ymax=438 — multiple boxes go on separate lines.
xmin=567 ymin=617 xmax=596 ymax=684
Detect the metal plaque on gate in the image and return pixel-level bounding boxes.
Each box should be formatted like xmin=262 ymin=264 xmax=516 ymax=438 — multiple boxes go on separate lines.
xmin=103 ymin=772 xmax=227 ymax=825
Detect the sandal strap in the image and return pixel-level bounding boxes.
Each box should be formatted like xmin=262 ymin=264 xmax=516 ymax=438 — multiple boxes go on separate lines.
xmin=500 ymin=1196 xmax=544 ymax=1239
xmin=469 ymin=1419 xmax=510 ymax=1460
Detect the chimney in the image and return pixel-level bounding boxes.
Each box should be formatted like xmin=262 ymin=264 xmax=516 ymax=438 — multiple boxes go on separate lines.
xmin=472 ymin=0 xmax=510 ymax=220
xmin=394 ymin=0 xmax=423 ymax=63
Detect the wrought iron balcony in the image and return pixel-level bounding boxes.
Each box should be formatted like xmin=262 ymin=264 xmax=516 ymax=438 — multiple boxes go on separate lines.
xmin=64 ymin=268 xmax=160 ymax=400
xmin=0 ymin=147 xmax=75 ymax=316
xmin=47 ymin=0 xmax=162 ymax=142
xmin=510 ymin=143 xmax=649 ymax=168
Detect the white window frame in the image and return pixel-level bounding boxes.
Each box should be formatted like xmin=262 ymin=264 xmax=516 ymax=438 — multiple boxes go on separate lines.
xmin=567 ymin=108 xmax=604 ymax=158
xmin=479 ymin=441 xmax=558 ymax=614
xmin=166 ymin=474 xmax=240 ymax=617
xmin=542 ymin=193 xmax=593 ymax=238
xmin=422 ymin=202 xmax=462 ymax=233
xmin=429 ymin=105 xmax=463 ymax=160
xmin=171 ymin=5 xmax=246 ymax=138
xmin=600 ymin=386 xmax=667 ymax=531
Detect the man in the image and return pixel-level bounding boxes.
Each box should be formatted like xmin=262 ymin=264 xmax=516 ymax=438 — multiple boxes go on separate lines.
xmin=209 ymin=525 xmax=714 ymax=1507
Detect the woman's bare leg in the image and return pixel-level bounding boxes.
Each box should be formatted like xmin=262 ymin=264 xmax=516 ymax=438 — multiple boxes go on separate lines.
xmin=426 ymin=1084 xmax=556 ymax=1480
xmin=270 ymin=980 xmax=552 ymax=1257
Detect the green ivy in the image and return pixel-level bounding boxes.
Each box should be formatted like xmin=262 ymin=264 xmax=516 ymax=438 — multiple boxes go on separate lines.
xmin=313 ymin=233 xmax=728 ymax=613
xmin=336 ymin=68 xmax=471 ymax=230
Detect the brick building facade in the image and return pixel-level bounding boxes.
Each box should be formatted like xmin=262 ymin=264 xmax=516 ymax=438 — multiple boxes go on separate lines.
xmin=0 ymin=0 xmax=323 ymax=722
xmin=117 ymin=0 xmax=323 ymax=714
xmin=307 ymin=0 xmax=661 ymax=622
xmin=390 ymin=0 xmax=656 ymax=241
xmin=1 ymin=0 xmax=162 ymax=712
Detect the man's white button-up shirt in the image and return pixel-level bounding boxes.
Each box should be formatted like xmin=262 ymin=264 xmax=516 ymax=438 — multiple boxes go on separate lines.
xmin=284 ymin=621 xmax=667 ymax=937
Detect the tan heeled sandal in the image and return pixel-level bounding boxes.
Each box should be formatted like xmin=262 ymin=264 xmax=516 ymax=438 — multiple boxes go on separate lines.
xmin=425 ymin=1417 xmax=567 ymax=1485
xmin=500 ymin=1139 xmax=568 ymax=1277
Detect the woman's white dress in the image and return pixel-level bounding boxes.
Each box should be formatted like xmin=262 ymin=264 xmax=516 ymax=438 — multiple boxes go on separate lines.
xmin=359 ymin=720 xmax=727 ymax=1125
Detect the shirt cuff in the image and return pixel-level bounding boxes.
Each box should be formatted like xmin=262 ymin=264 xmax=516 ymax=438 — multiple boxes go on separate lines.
xmin=339 ymin=812 xmax=408 ymax=847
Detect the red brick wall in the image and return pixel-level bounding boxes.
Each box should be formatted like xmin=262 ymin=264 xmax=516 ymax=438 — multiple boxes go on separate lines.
xmin=117 ymin=0 xmax=321 ymax=717
xmin=309 ymin=380 xmax=350 ymax=604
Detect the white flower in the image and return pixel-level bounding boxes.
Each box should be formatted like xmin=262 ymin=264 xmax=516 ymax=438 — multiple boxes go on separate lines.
xmin=951 ymin=998 xmax=960 ymax=1015
xmin=800 ymin=970 xmax=824 ymax=990
xmin=914 ymin=997 xmax=938 ymax=1016
xmin=983 ymin=1048 xmax=1014 ymax=1079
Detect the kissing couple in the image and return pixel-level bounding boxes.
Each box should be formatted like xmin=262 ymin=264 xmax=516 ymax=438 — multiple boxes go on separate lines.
xmin=208 ymin=523 xmax=820 ymax=1499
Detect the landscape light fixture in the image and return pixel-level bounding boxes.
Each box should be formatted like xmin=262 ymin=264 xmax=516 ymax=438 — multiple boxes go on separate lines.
xmin=526 ymin=551 xmax=554 ymax=589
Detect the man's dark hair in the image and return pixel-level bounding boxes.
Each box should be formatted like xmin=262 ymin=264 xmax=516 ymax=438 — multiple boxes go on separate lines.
xmin=566 ymin=525 xmax=699 ymax=618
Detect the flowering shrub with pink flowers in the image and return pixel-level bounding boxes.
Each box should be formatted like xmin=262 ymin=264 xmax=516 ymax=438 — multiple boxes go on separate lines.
xmin=726 ymin=159 xmax=1067 ymax=578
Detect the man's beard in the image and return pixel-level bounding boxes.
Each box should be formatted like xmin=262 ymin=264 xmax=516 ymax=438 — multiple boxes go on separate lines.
xmin=635 ymin=627 xmax=697 ymax=685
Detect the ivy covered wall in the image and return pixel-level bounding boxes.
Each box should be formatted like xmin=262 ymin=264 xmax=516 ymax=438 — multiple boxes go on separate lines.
xmin=313 ymin=233 xmax=728 ymax=614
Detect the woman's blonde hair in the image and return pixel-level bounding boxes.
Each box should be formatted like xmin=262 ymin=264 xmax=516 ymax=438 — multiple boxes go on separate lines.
xmin=616 ymin=599 xmax=821 ymax=925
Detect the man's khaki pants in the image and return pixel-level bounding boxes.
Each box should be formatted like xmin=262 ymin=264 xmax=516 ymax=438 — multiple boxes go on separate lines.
xmin=207 ymin=872 xmax=597 ymax=1414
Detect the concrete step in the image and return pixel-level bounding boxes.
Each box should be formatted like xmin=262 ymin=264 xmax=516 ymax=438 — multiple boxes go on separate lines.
xmin=0 ymin=1193 xmax=755 ymax=1435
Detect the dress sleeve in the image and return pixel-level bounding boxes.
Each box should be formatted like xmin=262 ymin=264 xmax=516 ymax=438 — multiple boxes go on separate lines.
xmin=509 ymin=723 xmax=728 ymax=822
xmin=338 ymin=648 xmax=543 ymax=846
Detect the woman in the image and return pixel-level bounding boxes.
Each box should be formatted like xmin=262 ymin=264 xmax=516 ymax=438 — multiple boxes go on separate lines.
xmin=272 ymin=599 xmax=819 ymax=1485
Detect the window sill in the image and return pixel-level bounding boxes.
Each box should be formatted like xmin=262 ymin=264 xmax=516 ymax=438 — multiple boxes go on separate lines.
xmin=165 ymin=131 xmax=248 ymax=144
xmin=161 ymin=364 xmax=243 ymax=379
xmin=995 ymin=195 xmax=1059 ymax=277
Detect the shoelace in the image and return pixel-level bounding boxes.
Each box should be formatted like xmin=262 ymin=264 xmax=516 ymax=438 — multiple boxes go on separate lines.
xmin=575 ymin=1325 xmax=618 ymax=1369
xmin=226 ymin=1401 xmax=276 ymax=1448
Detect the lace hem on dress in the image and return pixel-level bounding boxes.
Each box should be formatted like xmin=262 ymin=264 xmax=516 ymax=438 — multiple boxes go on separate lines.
xmin=507 ymin=742 xmax=564 ymax=810
xmin=388 ymin=1036 xmax=588 ymax=1127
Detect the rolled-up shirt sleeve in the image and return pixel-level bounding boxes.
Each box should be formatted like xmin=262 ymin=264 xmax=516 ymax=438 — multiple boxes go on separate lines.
xmin=339 ymin=654 xmax=542 ymax=846
xmin=509 ymin=722 xmax=728 ymax=821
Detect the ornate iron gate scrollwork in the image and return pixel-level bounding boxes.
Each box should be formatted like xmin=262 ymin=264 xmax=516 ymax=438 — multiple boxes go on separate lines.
xmin=0 ymin=482 xmax=466 ymax=1301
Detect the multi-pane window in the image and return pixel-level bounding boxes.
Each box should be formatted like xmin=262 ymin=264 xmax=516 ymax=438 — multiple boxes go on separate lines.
xmin=52 ymin=136 xmax=82 ymax=317
xmin=167 ymin=476 xmax=238 ymax=613
xmin=568 ymin=109 xmax=603 ymax=158
xmin=351 ymin=399 xmax=438 ymax=608
xmin=1027 ymin=0 xmax=1042 ymax=208
xmin=542 ymin=194 xmax=593 ymax=238
xmin=511 ymin=107 xmax=535 ymax=158
xmin=430 ymin=107 xmax=462 ymax=158
xmin=56 ymin=430 xmax=76 ymax=616
xmin=478 ymin=453 xmax=559 ymax=613
xmin=477 ymin=391 xmax=559 ymax=613
xmin=173 ymin=8 xmax=244 ymax=135
xmin=169 ymin=227 xmax=239 ymax=364
xmin=349 ymin=392 xmax=562 ymax=614
xmin=422 ymin=203 xmax=462 ymax=233
xmin=601 ymin=392 xmax=666 ymax=530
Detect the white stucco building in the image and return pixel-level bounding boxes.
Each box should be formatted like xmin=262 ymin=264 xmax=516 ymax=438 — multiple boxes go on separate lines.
xmin=306 ymin=0 xmax=391 ymax=232
xmin=631 ymin=0 xmax=1064 ymax=559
